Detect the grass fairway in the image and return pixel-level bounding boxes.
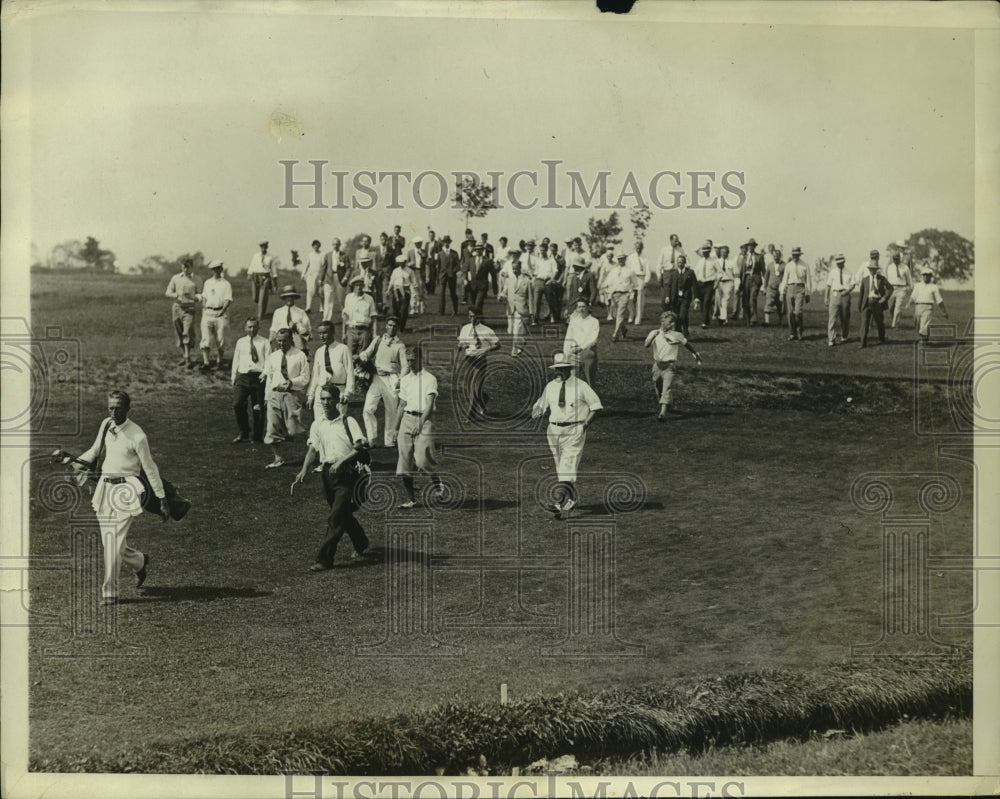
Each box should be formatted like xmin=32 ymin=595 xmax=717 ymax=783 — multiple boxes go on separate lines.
xmin=25 ymin=271 xmax=975 ymax=774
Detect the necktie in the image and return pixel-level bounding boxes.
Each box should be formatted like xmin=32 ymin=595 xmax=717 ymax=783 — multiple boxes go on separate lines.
xmin=324 ymin=345 xmax=332 ymax=376
xmin=558 ymin=380 xmax=566 ymax=409
xmin=287 ymin=308 xmax=294 ymax=333
xmin=839 ymin=269 xmax=843 ymax=287
xmin=281 ymin=351 xmax=290 ymax=381
xmin=249 ymin=337 xmax=259 ymax=363
xmin=473 ymin=325 xmax=481 ymax=348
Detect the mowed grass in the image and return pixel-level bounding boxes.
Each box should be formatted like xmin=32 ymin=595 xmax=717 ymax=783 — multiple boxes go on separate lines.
xmin=25 ymin=271 xmax=975 ymax=773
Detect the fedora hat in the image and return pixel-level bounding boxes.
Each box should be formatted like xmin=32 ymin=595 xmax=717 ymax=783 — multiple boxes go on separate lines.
xmin=548 ymin=352 xmax=577 ymax=370
xmin=279 ymin=284 xmax=300 ymax=299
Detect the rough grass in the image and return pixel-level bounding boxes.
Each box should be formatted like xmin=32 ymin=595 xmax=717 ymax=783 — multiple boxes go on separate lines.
xmin=31 ymin=656 xmax=970 ymax=775
xmin=607 ymin=716 xmax=971 ymax=776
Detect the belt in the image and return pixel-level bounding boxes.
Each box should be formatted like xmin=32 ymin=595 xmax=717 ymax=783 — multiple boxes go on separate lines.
xmin=349 ymin=324 xmax=370 ymax=330
xmin=103 ymin=476 xmax=127 ymax=484
xmin=376 ymin=371 xmax=395 ymax=377
xmin=206 ymin=306 xmax=224 ymax=311
xmin=891 ymin=284 xmax=907 ymax=288
xmin=238 ymin=371 xmax=263 ymax=377
xmin=718 ymin=278 xmax=734 ymax=283
xmin=551 ymin=420 xmax=582 ymax=427
xmin=914 ymin=302 xmax=933 ymax=306
xmin=786 ymin=283 xmax=804 ymax=286
xmin=405 ymin=410 xmax=423 ymax=416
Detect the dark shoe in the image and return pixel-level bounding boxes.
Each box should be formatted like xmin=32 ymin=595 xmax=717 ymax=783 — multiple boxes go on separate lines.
xmin=136 ymin=554 xmax=149 ymax=588
xmin=232 ymin=435 xmax=250 ymax=444
xmin=656 ymin=414 xmax=666 ymax=422
xmin=309 ymin=562 xmax=332 ymax=572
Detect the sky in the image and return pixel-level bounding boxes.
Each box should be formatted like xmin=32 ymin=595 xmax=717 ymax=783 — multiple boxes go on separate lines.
xmin=10 ymin=3 xmax=978 ymax=272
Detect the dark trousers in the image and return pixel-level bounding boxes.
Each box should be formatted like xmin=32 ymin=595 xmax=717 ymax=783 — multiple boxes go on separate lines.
xmin=459 ymin=355 xmax=489 ymax=417
xmin=316 ymin=467 xmax=369 ymax=566
xmin=742 ymin=281 xmax=761 ymax=324
xmin=232 ymin=372 xmax=265 ymax=441
xmin=546 ymin=283 xmax=562 ymax=322
xmin=426 ymin=263 xmax=437 ymax=294
xmin=470 ymin=283 xmax=490 ymax=314
xmin=439 ymin=275 xmax=459 ymax=314
xmin=860 ymin=305 xmax=886 ymax=346
xmin=674 ymin=298 xmax=691 ymax=336
xmin=392 ymin=289 xmax=411 ymax=331
xmin=250 ymin=274 xmax=272 ymax=319
xmin=698 ymin=281 xmax=715 ymax=326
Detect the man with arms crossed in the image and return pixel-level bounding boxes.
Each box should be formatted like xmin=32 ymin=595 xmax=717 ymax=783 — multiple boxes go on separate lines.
xmin=359 ymin=316 xmax=409 ymax=447
xmin=563 ymin=298 xmax=600 ymax=386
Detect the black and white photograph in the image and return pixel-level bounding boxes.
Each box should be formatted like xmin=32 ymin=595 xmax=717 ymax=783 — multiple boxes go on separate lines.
xmin=2 ymin=1 xmax=998 ymax=797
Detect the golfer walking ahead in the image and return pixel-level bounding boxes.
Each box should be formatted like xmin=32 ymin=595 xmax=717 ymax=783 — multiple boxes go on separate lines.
xmin=76 ymin=390 xmax=168 ymax=604
xmin=531 ymin=353 xmax=602 ymax=519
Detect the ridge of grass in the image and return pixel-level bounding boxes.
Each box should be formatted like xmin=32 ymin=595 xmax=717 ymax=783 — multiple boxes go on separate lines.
xmin=33 ymin=655 xmax=970 ymax=775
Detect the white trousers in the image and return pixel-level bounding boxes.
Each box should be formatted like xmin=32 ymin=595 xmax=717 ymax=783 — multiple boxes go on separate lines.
xmin=363 ymin=374 xmax=400 ymax=446
xmin=92 ymin=478 xmax=146 ymax=599
xmin=547 ymin=422 xmax=587 ymax=482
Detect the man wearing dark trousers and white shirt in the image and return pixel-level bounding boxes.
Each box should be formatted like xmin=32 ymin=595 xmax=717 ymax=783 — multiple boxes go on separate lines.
xmin=231 ymin=317 xmax=271 ymax=443
xmin=858 ymin=260 xmax=893 ymax=348
xmin=293 ymin=384 xmax=371 ymax=572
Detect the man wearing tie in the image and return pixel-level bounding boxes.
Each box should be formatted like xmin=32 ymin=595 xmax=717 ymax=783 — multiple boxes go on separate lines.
xmin=308 ymin=321 xmax=355 ymax=419
xmin=272 ymin=285 xmax=312 ymax=355
xmin=468 ymin=244 xmax=497 ymax=314
xmin=858 ymin=260 xmax=894 ymax=348
xmin=231 ymin=317 xmax=271 ymax=443
xmin=692 ymin=242 xmax=719 ymax=329
xmin=779 ymin=246 xmax=812 ymax=341
xmin=457 ymin=308 xmax=500 ymax=420
xmin=319 ymin=238 xmax=348 ymax=324
xmin=740 ymin=238 xmax=765 ymax=326
xmin=359 ymin=316 xmax=409 ymax=447
xmin=437 ymin=235 xmax=461 ymax=316
xmin=394 ymin=347 xmax=445 ymax=509
xmin=262 ymin=328 xmax=310 ymax=469
xmin=824 ymin=254 xmax=854 ymax=346
xmin=885 ymin=249 xmax=913 ymax=329
xmin=626 ymin=242 xmax=650 ymax=326
xmin=248 ymin=240 xmax=277 ymax=320
xmin=424 ymin=230 xmax=441 ymax=294
xmin=531 ymin=353 xmax=603 ymax=520
xmin=563 ymin=298 xmax=600 ymax=386
xmin=714 ymin=245 xmax=738 ymax=327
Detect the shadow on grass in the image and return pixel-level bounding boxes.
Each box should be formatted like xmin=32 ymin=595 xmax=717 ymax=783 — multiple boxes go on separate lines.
xmin=126 ymin=586 xmax=273 ymax=603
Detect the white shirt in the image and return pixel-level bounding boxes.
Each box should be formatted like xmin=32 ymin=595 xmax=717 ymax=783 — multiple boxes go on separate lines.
xmin=80 ymin=418 xmax=165 ymax=499
xmin=716 ymin=258 xmax=737 ymax=282
xmin=780 ymin=260 xmax=812 ymax=293
xmin=644 ymin=328 xmax=687 ymax=362
xmin=262 ymin=346 xmax=310 ymax=399
xmin=273 ymin=305 xmax=311 ymax=340
xmin=231 ymin=334 xmax=271 ymax=381
xmin=397 ymin=370 xmax=438 ymax=415
xmin=308 ymin=415 xmax=366 ymax=464
xmin=458 ymin=322 xmax=499 ymax=356
xmin=389 ymin=265 xmax=416 ymax=291
xmin=533 ymin=375 xmax=603 ymax=424
xmin=692 ymin=256 xmax=719 ymax=283
xmin=534 ymin=257 xmax=557 ymax=282
xmin=248 ymin=251 xmax=274 ymax=276
xmin=165 ymin=272 xmax=199 ymax=305
xmin=886 ymin=260 xmax=911 ymax=287
xmin=910 ymin=282 xmax=943 ymax=304
xmin=302 ymin=250 xmax=324 ymax=280
xmin=627 ymin=253 xmax=649 ymax=289
xmin=606 ymin=263 xmax=635 ymax=294
xmin=201 ymin=276 xmax=233 ymax=311
xmin=825 ymin=266 xmax=853 ymax=292
xmin=563 ymin=314 xmax=600 ymax=353
xmin=309 ymin=341 xmax=354 ymax=402
xmin=853 ymin=261 xmax=879 ymax=292
xmin=343 ymin=292 xmax=377 ymax=327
